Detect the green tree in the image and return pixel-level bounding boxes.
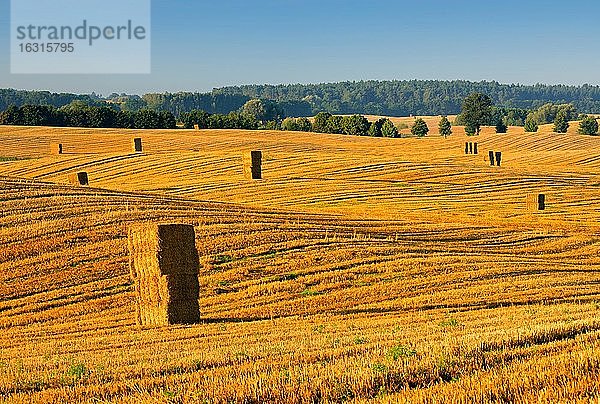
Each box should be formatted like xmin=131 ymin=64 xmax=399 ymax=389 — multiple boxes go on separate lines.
xmin=460 ymin=93 xmax=493 ymax=135
xmin=495 ymin=119 xmax=507 ymax=134
xmin=181 ymin=110 xmax=210 ymax=129
xmin=134 ymin=109 xmax=161 ymax=129
xmin=326 ymin=115 xmax=344 ymax=134
xmin=529 ymin=103 xmax=578 ymax=125
xmin=60 ymin=101 xmax=91 ymax=127
xmin=381 ymin=119 xmax=399 ymax=138
xmin=88 ymin=106 xmax=118 ymax=128
xmin=241 ymin=99 xmax=283 ymax=123
xmin=262 ymin=120 xmax=280 ymax=130
xmin=158 ymin=111 xmax=176 ymax=129
xmin=411 ymin=118 xmax=429 ymax=137
xmin=342 ymin=115 xmax=370 ymax=136
xmin=121 ymin=96 xmax=147 ymax=111
xmin=553 ymin=110 xmax=569 ymax=133
xmin=281 ymin=117 xmax=312 ymax=132
xmin=313 ymin=112 xmax=332 ymax=133
xmin=239 ymin=113 xmax=259 ymax=129
xmin=0 ymin=105 xmax=23 ymax=125
xmin=578 ymin=115 xmax=598 ymax=135
xmin=438 ymin=116 xmax=452 ymax=138
xmin=208 ymin=113 xmax=225 ymax=129
xmin=524 ymin=114 xmax=538 ymax=133
xmin=241 ymin=99 xmax=266 ymax=121
xmin=368 ymin=118 xmax=386 ymax=137
xmin=281 ymin=117 xmax=299 ymax=131
xmin=296 ymin=117 xmax=312 ymax=132
xmin=464 ymin=122 xmax=477 ymax=136
xmin=20 ymin=105 xmax=62 ymax=126
xmin=116 ymin=110 xmax=135 ymax=128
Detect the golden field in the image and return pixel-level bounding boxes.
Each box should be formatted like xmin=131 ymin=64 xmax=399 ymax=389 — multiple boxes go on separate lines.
xmin=0 ymin=121 xmax=600 ymax=403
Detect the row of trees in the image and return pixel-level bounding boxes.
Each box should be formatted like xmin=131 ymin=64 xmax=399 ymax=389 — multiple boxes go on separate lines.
xmin=523 ymin=103 xmax=579 ymax=133
xmin=281 ymin=117 xmax=312 ymax=132
xmin=578 ymin=115 xmax=599 ymax=135
xmin=179 ymin=110 xmax=260 ymax=130
xmin=459 ymin=93 xmax=600 ymax=135
xmin=0 ymin=102 xmax=176 ymax=129
xmin=0 ymin=89 xmax=103 ymax=112
xmin=2 ymin=93 xmax=596 ymax=136
xmin=311 ymin=113 xmax=400 ymax=137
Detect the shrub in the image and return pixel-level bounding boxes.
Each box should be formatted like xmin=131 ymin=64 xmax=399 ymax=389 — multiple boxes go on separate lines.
xmin=578 ymin=115 xmax=598 ymax=135
xmin=411 ymin=118 xmax=429 ymax=137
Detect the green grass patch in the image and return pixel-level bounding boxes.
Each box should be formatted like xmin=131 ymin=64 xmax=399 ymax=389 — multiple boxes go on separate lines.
xmin=300 ymin=288 xmax=323 ymax=297
xmin=212 ymin=254 xmax=234 ymax=265
xmin=388 ymin=345 xmax=417 ymax=360
xmin=439 ymin=318 xmax=462 ymax=328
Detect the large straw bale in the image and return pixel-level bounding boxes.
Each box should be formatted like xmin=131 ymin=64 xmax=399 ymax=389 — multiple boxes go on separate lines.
xmin=68 ymin=172 xmax=89 ymax=186
xmin=243 ymin=150 xmax=262 ymax=180
xmin=128 ymin=223 xmax=200 ymax=326
xmin=133 ymin=138 xmax=143 ymax=153
xmin=51 ymin=143 xmax=63 ymax=155
xmin=527 ymin=194 xmax=546 ymax=211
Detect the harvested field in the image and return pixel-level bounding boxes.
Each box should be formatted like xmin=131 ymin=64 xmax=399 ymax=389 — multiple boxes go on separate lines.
xmin=0 ymin=124 xmax=599 ymax=403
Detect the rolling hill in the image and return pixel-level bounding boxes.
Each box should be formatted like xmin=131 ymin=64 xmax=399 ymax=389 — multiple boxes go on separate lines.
xmin=0 ymin=124 xmax=600 ymax=402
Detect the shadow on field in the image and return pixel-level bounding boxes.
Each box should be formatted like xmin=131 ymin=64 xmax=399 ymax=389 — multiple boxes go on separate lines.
xmin=336 ymin=293 xmax=600 ymax=316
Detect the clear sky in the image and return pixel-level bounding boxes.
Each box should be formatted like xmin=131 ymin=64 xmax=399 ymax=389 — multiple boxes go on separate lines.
xmin=1 ymin=0 xmax=600 ymax=95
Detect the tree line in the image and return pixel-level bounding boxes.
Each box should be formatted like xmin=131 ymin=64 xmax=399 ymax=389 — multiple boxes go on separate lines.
xmin=214 ymin=80 xmax=600 ymax=115
xmin=2 ymin=94 xmax=598 ymax=136
xmin=458 ymin=93 xmax=598 ymax=135
xmin=4 ymin=80 xmax=600 ymax=119
xmin=0 ymin=102 xmax=176 ymax=129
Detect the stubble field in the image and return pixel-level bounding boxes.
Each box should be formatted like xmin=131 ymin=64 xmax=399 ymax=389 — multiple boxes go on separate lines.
xmin=0 ymin=122 xmax=599 ymax=403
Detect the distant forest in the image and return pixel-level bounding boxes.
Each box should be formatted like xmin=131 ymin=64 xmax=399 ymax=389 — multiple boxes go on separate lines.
xmin=3 ymin=80 xmax=600 ymax=117
xmin=214 ymin=81 xmax=600 ymax=116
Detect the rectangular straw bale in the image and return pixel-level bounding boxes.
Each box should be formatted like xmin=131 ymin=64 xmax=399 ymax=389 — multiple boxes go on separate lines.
xmin=157 ymin=224 xmax=200 ymax=275
xmin=468 ymin=142 xmax=473 ymax=154
xmin=51 ymin=143 xmax=63 ymax=155
xmin=133 ymin=138 xmax=143 ymax=153
xmin=168 ymin=301 xmax=201 ymax=324
xmin=69 ymin=172 xmax=89 ymax=186
xmin=243 ymin=150 xmax=262 ymax=180
xmin=538 ymin=193 xmax=546 ymax=210
xmin=128 ymin=223 xmax=200 ymax=326
xmin=489 ymin=151 xmax=495 ymax=166
xmin=495 ymin=151 xmax=502 ymax=167
xmin=527 ymin=194 xmax=546 ymax=211
xmin=166 ymin=274 xmax=201 ymax=301
xmin=473 ymin=143 xmax=478 ymax=155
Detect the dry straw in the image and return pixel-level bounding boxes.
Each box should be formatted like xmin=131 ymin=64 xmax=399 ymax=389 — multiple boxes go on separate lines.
xmin=51 ymin=143 xmax=63 ymax=155
xmin=527 ymin=194 xmax=546 ymax=211
xmin=488 ymin=151 xmax=495 ymax=166
xmin=69 ymin=172 xmax=89 ymax=186
xmin=133 ymin=138 xmax=143 ymax=153
xmin=128 ymin=223 xmax=201 ymax=326
xmin=495 ymin=151 xmax=502 ymax=167
xmin=243 ymin=150 xmax=262 ymax=180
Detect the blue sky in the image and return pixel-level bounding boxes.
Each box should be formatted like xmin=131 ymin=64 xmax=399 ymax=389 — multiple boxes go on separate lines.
xmin=1 ymin=0 xmax=599 ymax=95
